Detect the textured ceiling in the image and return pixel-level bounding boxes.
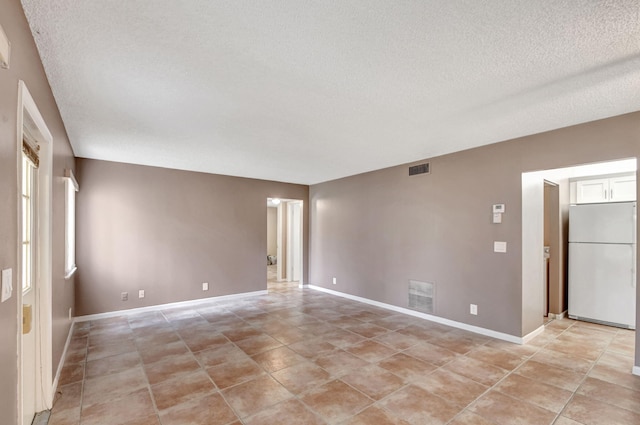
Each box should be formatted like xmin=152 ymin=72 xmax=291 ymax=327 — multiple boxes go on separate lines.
xmin=20 ymin=1 xmax=640 ymax=185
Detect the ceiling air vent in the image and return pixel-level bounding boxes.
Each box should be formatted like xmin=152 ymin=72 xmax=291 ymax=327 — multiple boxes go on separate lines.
xmin=408 ymin=280 xmax=434 ymax=314
xmin=409 ymin=163 xmax=430 ymax=176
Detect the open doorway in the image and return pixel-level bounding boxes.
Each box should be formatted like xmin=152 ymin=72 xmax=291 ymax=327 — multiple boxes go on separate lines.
xmin=522 ymin=158 xmax=637 ymax=337
xmin=267 ymin=198 xmax=304 ymax=293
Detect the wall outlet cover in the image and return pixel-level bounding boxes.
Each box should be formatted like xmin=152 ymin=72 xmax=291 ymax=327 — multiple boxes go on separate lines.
xmin=138 ymin=289 xmax=145 ymax=298
xmin=202 ymin=282 xmax=209 ymax=291
xmin=332 ymin=277 xmax=337 ymax=285
xmin=470 ymin=304 xmax=478 ymax=315
xmin=121 ymin=292 xmax=128 ymax=301
xmin=493 ymin=241 xmax=507 ymax=253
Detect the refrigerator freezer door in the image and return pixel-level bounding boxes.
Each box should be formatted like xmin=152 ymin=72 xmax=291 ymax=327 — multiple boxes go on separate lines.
xmin=569 ymin=202 xmax=636 ymax=244
xmin=568 ymin=242 xmax=636 ymax=328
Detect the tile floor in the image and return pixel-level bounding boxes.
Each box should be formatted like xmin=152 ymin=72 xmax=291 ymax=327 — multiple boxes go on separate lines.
xmin=50 ymin=274 xmax=639 ymax=425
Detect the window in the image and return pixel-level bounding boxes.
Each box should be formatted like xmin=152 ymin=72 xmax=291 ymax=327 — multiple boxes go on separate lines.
xmin=21 ymin=154 xmax=36 ymax=293
xmin=64 ymin=169 xmax=79 ymax=278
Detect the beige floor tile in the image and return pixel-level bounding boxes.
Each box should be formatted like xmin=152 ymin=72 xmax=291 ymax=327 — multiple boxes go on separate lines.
xmin=530 ymin=348 xmax=593 ymax=374
xmin=494 ymin=373 xmax=572 ymax=413
xmin=48 ymin=406 xmax=80 ymax=425
xmin=321 ymin=328 xmax=367 ymax=348
xmin=442 ymin=356 xmax=507 ymax=387
xmin=428 ymin=333 xmax=481 ymax=354
xmin=553 ymin=417 xmax=585 ymax=425
xmin=82 ymin=366 xmax=147 ymax=407
xmin=235 ymin=333 xmax=283 ymax=355
xmin=466 ymin=345 xmax=527 ymax=371
xmin=346 ymin=406 xmax=411 ymax=425
xmin=341 ymin=364 xmax=405 ymax=400
xmin=87 ymin=339 xmax=137 ymax=362
xmin=545 ymin=338 xmax=606 ymax=361
xmin=151 ymin=370 xmax=216 ymax=411
xmin=181 ymin=331 xmax=229 ymax=353
xmin=288 ymin=338 xmax=337 ymax=359
xmin=138 ymin=340 xmax=189 ymax=364
xmin=57 ymin=362 xmax=85 ymax=386
xmin=373 ymin=331 xmax=421 ymax=350
xmin=244 ymin=399 xmax=325 ymax=425
xmin=379 ymin=384 xmax=460 ymax=425
xmin=315 ymin=349 xmax=369 ymax=377
xmin=377 ymin=353 xmax=438 ymax=382
xmin=272 ymin=361 xmax=331 ymax=394
xmin=159 ymin=392 xmax=238 ymax=425
xmin=144 ymin=352 xmax=201 ymax=385
xmin=563 ymin=394 xmax=640 ymax=425
xmin=469 ymin=391 xmax=556 ymax=425
xmin=577 ymin=377 xmax=640 ymax=414
xmin=206 ymin=356 xmax=264 ymax=389
xmin=267 ymin=327 xmax=309 ymax=344
xmin=403 ymin=341 xmax=459 ymax=366
xmin=414 ymin=369 xmax=488 ymax=408
xmin=80 ymin=388 xmax=157 ymax=425
xmin=301 ymin=379 xmax=373 ymax=423
xmin=515 ymin=360 xmax=584 ymax=392
xmin=222 ymin=326 xmax=264 ymax=342
xmin=251 ymin=346 xmax=305 ymax=372
xmin=85 ymin=350 xmax=141 ymax=379
xmin=346 ymin=340 xmax=397 ymax=362
xmin=345 ymin=322 xmax=390 ymax=338
xmin=448 ymin=410 xmax=495 ymax=425
xmin=50 ymin=382 xmax=82 ymax=413
xmin=195 ymin=343 xmax=249 ymax=368
xmin=222 ymin=375 xmax=292 ymax=418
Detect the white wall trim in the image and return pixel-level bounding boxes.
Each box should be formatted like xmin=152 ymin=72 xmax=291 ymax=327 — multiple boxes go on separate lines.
xmin=308 ymin=285 xmax=526 ymax=344
xmin=75 ymin=290 xmax=267 ymax=322
xmin=52 ymin=321 xmax=75 ymax=393
xmin=548 ymin=311 xmax=567 ymax=320
xmin=521 ymin=325 xmax=545 ymax=343
xmin=632 ymin=366 xmax=640 ymax=376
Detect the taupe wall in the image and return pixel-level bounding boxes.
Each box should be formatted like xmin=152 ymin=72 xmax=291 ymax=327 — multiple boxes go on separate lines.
xmin=75 ymin=159 xmax=308 ymax=316
xmin=0 ymin=1 xmax=76 ymax=423
xmin=267 ymin=207 xmax=277 ymax=257
xmin=309 ymin=112 xmax=640 ymax=365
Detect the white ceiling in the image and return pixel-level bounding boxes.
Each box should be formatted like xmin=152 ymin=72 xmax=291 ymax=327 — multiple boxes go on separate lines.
xmin=21 ymin=1 xmax=640 ymax=185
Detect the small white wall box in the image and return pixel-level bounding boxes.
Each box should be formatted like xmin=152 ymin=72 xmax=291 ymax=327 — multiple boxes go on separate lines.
xmin=0 ymin=24 xmax=10 ymax=69
xmin=492 ymin=204 xmax=505 ymax=213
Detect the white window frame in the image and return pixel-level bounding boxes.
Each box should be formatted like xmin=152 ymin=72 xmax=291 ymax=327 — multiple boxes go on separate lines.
xmin=64 ymin=169 xmax=78 ymax=279
xmin=21 ymin=154 xmax=36 ymax=293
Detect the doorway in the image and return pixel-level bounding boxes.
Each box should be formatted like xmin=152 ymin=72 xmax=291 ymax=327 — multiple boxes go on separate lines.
xmin=17 ymin=81 xmax=54 ymax=425
xmin=521 ymin=158 xmax=637 ymax=337
xmin=543 ymin=180 xmax=560 ymax=323
xmin=267 ymin=198 xmax=303 ymax=292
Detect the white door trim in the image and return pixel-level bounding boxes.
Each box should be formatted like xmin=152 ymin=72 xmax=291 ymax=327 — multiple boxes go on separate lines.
xmin=17 ymin=80 xmax=54 ymax=424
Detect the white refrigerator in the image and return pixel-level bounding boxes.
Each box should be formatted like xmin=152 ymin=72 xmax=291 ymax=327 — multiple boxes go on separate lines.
xmin=568 ymin=201 xmax=636 ymax=329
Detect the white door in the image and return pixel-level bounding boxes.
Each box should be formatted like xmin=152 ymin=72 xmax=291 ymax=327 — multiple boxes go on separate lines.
xmin=21 ymin=154 xmax=37 ymax=425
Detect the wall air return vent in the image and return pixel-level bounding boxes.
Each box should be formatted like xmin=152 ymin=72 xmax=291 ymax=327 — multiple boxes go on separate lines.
xmin=408 ymin=280 xmax=434 ymax=314
xmin=409 ymin=163 xmax=430 ymax=176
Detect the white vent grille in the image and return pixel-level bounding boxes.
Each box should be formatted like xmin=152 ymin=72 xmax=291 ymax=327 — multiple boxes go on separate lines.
xmin=408 ymin=280 xmax=434 ymax=314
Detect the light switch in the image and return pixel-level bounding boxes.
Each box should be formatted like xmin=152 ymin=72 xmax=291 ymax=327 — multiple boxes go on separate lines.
xmin=494 ymin=241 xmax=507 ymax=253
xmin=1 ymin=268 xmax=12 ymax=302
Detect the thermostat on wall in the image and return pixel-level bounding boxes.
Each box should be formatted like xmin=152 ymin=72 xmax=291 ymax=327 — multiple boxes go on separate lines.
xmin=492 ymin=204 xmax=505 ymax=213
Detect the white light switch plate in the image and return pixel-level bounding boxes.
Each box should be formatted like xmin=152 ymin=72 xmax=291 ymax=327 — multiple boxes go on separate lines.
xmin=494 ymin=241 xmax=507 ymax=253
xmin=2 ymin=268 xmax=13 ymax=302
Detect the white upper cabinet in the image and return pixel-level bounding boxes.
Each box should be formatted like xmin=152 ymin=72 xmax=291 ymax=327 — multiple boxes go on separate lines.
xmin=575 ymin=173 xmax=636 ymax=204
xmin=609 ymin=175 xmax=637 ymax=202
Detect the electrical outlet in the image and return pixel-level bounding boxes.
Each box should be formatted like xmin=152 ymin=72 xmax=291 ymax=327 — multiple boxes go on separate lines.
xmin=332 ymin=277 xmax=337 ymax=285
xmin=202 ymin=282 xmax=209 ymax=291
xmin=138 ymin=289 xmax=145 ymax=298
xmin=121 ymin=292 xmax=128 ymax=301
xmin=470 ymin=304 xmax=478 ymax=315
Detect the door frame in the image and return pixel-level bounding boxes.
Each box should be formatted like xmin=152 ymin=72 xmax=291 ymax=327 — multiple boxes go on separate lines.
xmin=16 ymin=80 xmax=54 ymax=423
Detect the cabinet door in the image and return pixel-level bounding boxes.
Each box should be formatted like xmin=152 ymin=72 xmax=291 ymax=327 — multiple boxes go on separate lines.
xmin=610 ymin=175 xmax=636 ymax=202
xmin=576 ymin=178 xmax=609 ymax=204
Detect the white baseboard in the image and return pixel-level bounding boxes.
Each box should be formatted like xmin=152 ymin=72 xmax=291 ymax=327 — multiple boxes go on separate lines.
xmin=522 ymin=325 xmax=545 ymax=343
xmin=308 ymin=285 xmax=525 ymax=344
xmin=298 ymin=283 xmax=309 ymax=289
xmin=633 ymin=366 xmax=640 ymax=377
xmin=548 ymin=310 xmax=567 ymax=320
xmin=75 ymin=290 xmax=268 ymax=322
xmin=52 ymin=320 xmax=75 ymax=394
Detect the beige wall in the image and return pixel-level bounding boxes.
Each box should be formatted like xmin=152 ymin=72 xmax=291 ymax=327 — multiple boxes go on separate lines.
xmin=75 ymin=158 xmax=308 ymax=316
xmin=0 ymin=1 xmax=76 ymax=423
xmin=267 ymin=207 xmax=277 ymax=257
xmin=309 ymin=112 xmax=640 ymax=365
